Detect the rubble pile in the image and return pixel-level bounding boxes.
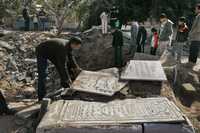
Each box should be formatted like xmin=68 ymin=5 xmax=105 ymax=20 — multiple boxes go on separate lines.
xmin=78 ymin=26 xmax=131 ymax=70
xmin=0 ymin=31 xmax=55 ymax=99
xmin=0 ymin=28 xmax=132 ymax=99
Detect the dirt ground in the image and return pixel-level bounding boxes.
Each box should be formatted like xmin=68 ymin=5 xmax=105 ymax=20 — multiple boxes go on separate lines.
xmin=0 ymin=101 xmax=36 ymax=133
xmin=0 ymin=81 xmax=199 ymax=133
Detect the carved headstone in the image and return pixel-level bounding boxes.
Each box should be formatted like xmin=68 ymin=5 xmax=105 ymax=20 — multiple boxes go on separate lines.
xmin=37 ymin=98 xmax=185 ymax=133
xmin=121 ymin=60 xmax=167 ymax=81
xmin=72 ymin=71 xmax=127 ymax=96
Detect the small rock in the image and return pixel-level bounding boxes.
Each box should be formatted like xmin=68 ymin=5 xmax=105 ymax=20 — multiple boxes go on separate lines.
xmin=22 ymin=86 xmax=36 ymax=98
xmin=182 ymin=83 xmax=196 ymax=92
xmin=25 ymin=77 xmax=32 ymax=83
xmin=0 ymin=40 xmax=14 ymax=50
xmin=17 ymin=72 xmax=27 ymax=81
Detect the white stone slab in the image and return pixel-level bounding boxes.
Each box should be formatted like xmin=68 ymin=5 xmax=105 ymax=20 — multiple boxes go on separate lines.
xmin=121 ymin=60 xmax=167 ymax=81
xmin=37 ymin=97 xmax=185 ymax=132
xmin=72 ymin=71 xmax=127 ymax=96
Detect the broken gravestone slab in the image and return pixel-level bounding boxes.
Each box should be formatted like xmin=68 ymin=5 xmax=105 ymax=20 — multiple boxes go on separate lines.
xmin=72 ymin=70 xmax=127 ymax=96
xmin=121 ymin=60 xmax=167 ymax=81
xmin=36 ymin=97 xmax=187 ymax=133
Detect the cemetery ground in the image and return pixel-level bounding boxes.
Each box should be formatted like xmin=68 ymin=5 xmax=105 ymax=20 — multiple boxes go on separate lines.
xmin=0 ymin=29 xmax=199 ymax=133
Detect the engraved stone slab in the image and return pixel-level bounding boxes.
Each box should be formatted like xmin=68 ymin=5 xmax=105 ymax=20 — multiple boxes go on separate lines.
xmin=37 ymin=98 xmax=185 ymax=132
xmin=60 ymin=98 xmax=184 ymax=124
xmin=72 ymin=71 xmax=127 ymax=96
xmin=121 ymin=60 xmax=167 ymax=81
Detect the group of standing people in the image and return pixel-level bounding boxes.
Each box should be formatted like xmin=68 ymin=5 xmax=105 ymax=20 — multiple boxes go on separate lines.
xmin=111 ymin=3 xmax=200 ymax=67
xmin=127 ymin=14 xmax=174 ymax=57
xmin=22 ymin=7 xmax=47 ymax=31
xmin=158 ymin=4 xmax=200 ymax=65
xmin=101 ymin=3 xmax=200 ymax=69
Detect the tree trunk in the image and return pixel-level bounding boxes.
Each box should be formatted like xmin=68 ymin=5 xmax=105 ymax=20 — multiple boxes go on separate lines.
xmin=151 ymin=0 xmax=159 ymax=19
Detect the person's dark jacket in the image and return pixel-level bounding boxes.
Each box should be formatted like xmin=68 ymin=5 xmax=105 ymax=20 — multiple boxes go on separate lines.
xmin=137 ymin=26 xmax=147 ymax=45
xmin=36 ymin=38 xmax=79 ymax=87
xmin=22 ymin=8 xmax=30 ymax=20
xmin=189 ymin=14 xmax=200 ymax=41
xmin=112 ymin=29 xmax=123 ymax=47
xmin=39 ymin=9 xmax=46 ymax=17
xmin=159 ymin=19 xmax=174 ymax=41
xmin=176 ymin=24 xmax=189 ymax=42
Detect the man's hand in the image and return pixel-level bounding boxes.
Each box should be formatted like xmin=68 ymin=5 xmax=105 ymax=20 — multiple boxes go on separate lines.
xmin=72 ymin=67 xmax=82 ymax=77
xmin=76 ymin=67 xmax=82 ymax=73
xmin=61 ymin=79 xmax=72 ymax=88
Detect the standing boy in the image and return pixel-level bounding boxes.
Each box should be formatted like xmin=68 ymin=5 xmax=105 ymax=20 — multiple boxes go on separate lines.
xmin=150 ymin=28 xmax=159 ymax=55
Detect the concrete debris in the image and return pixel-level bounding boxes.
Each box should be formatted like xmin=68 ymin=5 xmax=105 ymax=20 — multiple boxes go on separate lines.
xmin=21 ymin=86 xmax=36 ymax=98
xmin=0 ymin=40 xmax=14 ymax=50
xmin=24 ymin=58 xmax=37 ymax=63
xmin=15 ymin=104 xmax=41 ymax=120
xmin=182 ymin=83 xmax=196 ymax=93
xmin=0 ymin=31 xmax=57 ymax=99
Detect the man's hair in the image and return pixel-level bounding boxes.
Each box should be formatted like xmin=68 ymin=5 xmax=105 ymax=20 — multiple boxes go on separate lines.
xmin=179 ymin=17 xmax=186 ymax=23
xmin=69 ymin=37 xmax=82 ymax=45
xmin=160 ymin=13 xmax=167 ymax=19
xmin=196 ymin=3 xmax=200 ymax=10
xmin=151 ymin=28 xmax=157 ymax=32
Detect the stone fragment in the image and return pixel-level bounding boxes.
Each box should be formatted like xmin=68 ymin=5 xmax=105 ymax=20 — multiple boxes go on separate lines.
xmin=182 ymin=83 xmax=196 ymax=92
xmin=16 ymin=104 xmax=41 ymax=120
xmin=22 ymin=86 xmax=36 ymax=98
xmin=0 ymin=40 xmax=14 ymax=50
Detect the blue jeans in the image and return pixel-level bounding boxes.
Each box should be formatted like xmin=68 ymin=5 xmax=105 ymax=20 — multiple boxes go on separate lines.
xmin=37 ymin=55 xmax=48 ymax=101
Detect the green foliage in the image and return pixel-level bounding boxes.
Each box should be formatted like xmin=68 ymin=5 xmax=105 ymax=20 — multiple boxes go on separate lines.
xmin=1 ymin=0 xmax=200 ymax=29
xmin=0 ymin=0 xmax=21 ymax=19
xmin=78 ymin=0 xmax=200 ymax=29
